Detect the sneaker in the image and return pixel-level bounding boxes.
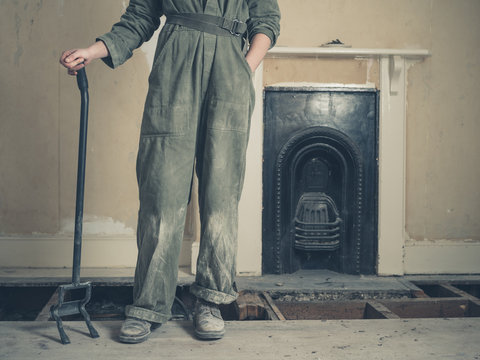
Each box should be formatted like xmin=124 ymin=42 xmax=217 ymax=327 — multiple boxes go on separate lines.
xmin=193 ymin=299 xmax=225 ymax=340
xmin=119 ymin=317 xmax=152 ymax=344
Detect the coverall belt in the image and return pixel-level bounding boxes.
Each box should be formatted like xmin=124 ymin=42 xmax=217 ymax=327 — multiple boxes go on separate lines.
xmin=166 ymin=13 xmax=247 ymax=37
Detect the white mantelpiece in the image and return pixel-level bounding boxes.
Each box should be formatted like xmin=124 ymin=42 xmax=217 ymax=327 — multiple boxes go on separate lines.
xmin=237 ymin=47 xmax=430 ymax=276
xmin=267 ymin=46 xmax=430 ymax=58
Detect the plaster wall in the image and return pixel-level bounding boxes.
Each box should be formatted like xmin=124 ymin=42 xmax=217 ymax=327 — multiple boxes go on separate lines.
xmin=0 ymin=0 xmax=479 ymax=274
xmin=265 ymin=0 xmax=480 ymax=273
xmin=270 ymin=0 xmax=480 ymax=245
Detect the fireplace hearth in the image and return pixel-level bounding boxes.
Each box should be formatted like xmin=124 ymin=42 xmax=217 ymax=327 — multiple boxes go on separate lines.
xmin=262 ymin=86 xmax=379 ymax=275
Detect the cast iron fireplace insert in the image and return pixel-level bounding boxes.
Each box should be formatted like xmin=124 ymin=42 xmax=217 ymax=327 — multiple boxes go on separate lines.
xmin=262 ymin=86 xmax=379 ymax=275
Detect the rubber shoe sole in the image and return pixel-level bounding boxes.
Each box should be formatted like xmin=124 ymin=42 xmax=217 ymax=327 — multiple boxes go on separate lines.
xmin=119 ymin=319 xmax=152 ymax=344
xmin=119 ymin=329 xmax=151 ymax=344
xmin=118 ymin=332 xmax=150 ymax=344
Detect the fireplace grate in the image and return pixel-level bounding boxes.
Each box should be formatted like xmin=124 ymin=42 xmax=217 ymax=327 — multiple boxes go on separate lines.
xmin=294 ymin=192 xmax=341 ymax=251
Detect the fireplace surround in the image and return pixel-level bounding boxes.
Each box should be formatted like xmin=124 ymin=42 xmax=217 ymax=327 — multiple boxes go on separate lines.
xmin=230 ymin=46 xmax=431 ymax=276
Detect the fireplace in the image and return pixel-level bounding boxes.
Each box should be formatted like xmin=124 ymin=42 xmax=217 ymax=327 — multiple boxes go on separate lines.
xmin=262 ymin=86 xmax=378 ymax=275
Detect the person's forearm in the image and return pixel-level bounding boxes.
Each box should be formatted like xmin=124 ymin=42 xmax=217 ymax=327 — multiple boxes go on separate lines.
xmin=245 ymin=33 xmax=272 ymax=72
xmin=88 ymin=41 xmax=109 ymax=60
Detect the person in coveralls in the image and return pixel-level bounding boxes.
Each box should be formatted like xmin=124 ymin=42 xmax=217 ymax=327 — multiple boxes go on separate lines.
xmin=60 ymin=0 xmax=280 ymax=344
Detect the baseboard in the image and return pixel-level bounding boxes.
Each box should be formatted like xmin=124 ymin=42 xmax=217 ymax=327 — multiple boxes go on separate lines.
xmin=6 ymin=236 xmax=477 ymax=275
xmin=404 ymin=239 xmax=480 ymax=274
xmin=0 ymin=234 xmax=196 ymax=269
xmin=0 ymin=236 xmax=138 ymax=267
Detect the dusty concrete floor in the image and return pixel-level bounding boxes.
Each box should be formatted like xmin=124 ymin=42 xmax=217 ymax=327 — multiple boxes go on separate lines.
xmin=1 ymin=319 xmax=479 ymax=360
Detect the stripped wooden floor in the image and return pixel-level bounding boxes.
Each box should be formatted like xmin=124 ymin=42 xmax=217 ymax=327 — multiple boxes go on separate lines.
xmin=1 ymin=319 xmax=479 ymax=360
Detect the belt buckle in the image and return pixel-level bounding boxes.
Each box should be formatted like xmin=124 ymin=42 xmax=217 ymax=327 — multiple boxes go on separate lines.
xmin=230 ymin=19 xmax=242 ymax=37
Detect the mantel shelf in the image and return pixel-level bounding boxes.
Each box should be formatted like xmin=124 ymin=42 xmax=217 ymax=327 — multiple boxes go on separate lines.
xmin=266 ymin=47 xmax=431 ymax=59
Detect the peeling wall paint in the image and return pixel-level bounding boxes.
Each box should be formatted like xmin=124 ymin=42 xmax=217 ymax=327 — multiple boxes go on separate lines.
xmin=60 ymin=216 xmax=135 ymax=236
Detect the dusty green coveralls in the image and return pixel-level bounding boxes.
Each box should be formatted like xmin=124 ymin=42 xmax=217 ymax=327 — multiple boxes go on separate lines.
xmin=97 ymin=0 xmax=280 ymax=323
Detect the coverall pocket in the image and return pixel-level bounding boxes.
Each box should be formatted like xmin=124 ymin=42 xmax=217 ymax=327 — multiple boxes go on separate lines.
xmin=149 ymin=29 xmax=176 ymax=76
xmin=234 ymin=44 xmax=253 ymax=78
xmin=205 ymin=98 xmax=250 ymax=133
xmin=141 ymin=103 xmax=190 ymax=136
xmin=240 ymin=56 xmax=253 ymax=77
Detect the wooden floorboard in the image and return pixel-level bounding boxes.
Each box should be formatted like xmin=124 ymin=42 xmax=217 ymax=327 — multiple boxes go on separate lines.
xmin=1 ymin=319 xmax=479 ymax=360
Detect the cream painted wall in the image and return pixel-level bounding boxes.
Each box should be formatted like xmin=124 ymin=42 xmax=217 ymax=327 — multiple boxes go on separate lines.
xmin=266 ymin=0 xmax=480 ymax=274
xmin=270 ymin=0 xmax=480 ymax=245
xmin=1 ymin=0 xmax=479 ymax=273
xmin=0 ymin=0 xmax=193 ymax=268
xmin=1 ymin=1 xmax=145 ymax=234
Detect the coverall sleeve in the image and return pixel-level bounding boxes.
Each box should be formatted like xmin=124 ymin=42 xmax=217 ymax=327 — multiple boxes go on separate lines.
xmin=246 ymin=0 xmax=281 ymax=48
xmin=96 ymin=0 xmax=163 ymax=69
